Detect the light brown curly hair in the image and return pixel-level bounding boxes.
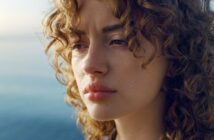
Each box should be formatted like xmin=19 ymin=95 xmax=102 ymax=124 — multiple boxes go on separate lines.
xmin=43 ymin=0 xmax=214 ymax=139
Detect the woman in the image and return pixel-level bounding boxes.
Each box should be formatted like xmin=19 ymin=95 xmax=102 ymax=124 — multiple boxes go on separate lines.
xmin=43 ymin=0 xmax=214 ymax=139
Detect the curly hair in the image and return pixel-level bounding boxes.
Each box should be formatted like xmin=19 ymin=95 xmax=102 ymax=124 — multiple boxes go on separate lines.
xmin=43 ymin=0 xmax=214 ymax=139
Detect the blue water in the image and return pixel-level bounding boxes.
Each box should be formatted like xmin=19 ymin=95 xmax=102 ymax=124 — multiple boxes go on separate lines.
xmin=0 ymin=35 xmax=84 ymax=140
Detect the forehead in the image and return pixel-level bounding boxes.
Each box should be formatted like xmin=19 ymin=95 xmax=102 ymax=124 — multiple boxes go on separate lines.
xmin=76 ymin=0 xmax=121 ymax=32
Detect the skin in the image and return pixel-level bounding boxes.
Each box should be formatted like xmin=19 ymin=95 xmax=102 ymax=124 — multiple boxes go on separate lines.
xmin=71 ymin=0 xmax=168 ymax=139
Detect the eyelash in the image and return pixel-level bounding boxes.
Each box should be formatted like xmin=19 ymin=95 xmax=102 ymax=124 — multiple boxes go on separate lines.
xmin=71 ymin=39 xmax=128 ymax=51
xmin=109 ymin=39 xmax=128 ymax=46
xmin=72 ymin=43 xmax=87 ymax=50
xmin=72 ymin=44 xmax=82 ymax=50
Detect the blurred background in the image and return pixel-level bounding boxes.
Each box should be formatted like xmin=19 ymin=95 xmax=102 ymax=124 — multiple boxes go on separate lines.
xmin=0 ymin=1 xmax=214 ymax=140
xmin=0 ymin=0 xmax=83 ymax=140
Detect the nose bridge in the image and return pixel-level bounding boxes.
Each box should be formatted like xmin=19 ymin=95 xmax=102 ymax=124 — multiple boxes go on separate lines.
xmin=82 ymin=35 xmax=108 ymax=76
xmin=87 ymin=40 xmax=103 ymax=64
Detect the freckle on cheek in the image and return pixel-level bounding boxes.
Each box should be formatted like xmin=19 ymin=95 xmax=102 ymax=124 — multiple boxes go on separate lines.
xmin=128 ymin=80 xmax=137 ymax=88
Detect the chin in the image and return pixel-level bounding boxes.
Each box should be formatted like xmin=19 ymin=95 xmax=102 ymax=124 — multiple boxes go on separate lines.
xmin=89 ymin=111 xmax=115 ymax=121
xmin=87 ymin=107 xmax=117 ymax=121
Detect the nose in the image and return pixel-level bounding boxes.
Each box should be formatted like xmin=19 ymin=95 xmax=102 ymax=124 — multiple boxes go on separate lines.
xmin=82 ymin=41 xmax=109 ymax=77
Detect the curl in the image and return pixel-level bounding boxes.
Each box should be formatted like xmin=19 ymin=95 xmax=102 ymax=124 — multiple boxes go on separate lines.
xmin=43 ymin=0 xmax=214 ymax=139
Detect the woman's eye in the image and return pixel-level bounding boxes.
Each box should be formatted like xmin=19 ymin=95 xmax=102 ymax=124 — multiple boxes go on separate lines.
xmin=109 ymin=39 xmax=128 ymax=46
xmin=72 ymin=44 xmax=82 ymax=50
xmin=72 ymin=43 xmax=87 ymax=51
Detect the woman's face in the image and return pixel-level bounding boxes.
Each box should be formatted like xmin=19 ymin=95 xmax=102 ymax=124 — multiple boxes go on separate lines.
xmin=71 ymin=0 xmax=168 ymax=121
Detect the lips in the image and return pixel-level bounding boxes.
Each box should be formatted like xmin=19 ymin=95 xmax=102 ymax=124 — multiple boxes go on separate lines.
xmin=84 ymin=83 xmax=116 ymax=94
xmin=84 ymin=83 xmax=117 ymax=101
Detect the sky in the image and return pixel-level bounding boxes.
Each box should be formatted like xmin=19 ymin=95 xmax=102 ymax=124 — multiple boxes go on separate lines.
xmin=0 ymin=0 xmax=51 ymax=36
xmin=0 ymin=0 xmax=55 ymax=80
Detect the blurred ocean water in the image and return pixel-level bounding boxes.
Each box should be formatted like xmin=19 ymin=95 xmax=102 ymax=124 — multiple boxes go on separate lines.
xmin=0 ymin=35 xmax=84 ymax=140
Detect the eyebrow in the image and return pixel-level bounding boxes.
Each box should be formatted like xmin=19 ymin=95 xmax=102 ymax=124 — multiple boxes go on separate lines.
xmin=73 ymin=23 xmax=124 ymax=36
xmin=102 ymin=23 xmax=124 ymax=33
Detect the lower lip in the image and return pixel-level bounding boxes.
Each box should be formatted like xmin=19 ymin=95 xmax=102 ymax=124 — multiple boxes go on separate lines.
xmin=85 ymin=91 xmax=116 ymax=101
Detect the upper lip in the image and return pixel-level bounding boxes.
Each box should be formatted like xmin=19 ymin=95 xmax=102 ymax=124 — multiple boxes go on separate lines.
xmin=84 ymin=83 xmax=116 ymax=94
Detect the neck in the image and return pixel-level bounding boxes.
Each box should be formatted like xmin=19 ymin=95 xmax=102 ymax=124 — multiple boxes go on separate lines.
xmin=114 ymin=93 xmax=165 ymax=140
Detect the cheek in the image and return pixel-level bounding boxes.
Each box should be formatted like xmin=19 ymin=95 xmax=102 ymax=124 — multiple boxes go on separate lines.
xmin=113 ymin=59 xmax=143 ymax=87
xmin=71 ymin=60 xmax=78 ymax=79
xmin=72 ymin=58 xmax=83 ymax=89
xmin=115 ymin=57 xmax=167 ymax=105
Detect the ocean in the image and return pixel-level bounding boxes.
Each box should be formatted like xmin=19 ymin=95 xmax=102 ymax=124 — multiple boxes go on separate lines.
xmin=0 ymin=35 xmax=84 ymax=140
